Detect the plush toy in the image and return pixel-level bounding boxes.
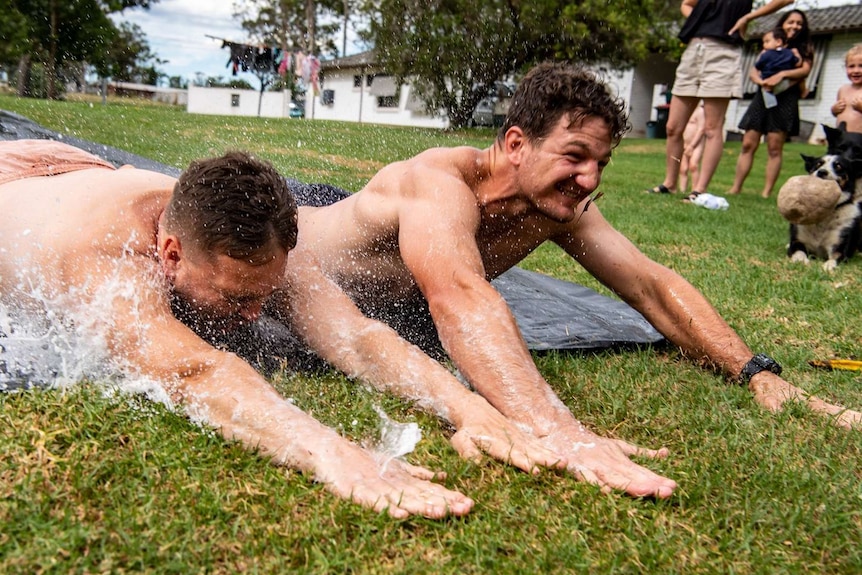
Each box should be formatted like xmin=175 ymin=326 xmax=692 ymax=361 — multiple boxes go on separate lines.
xmin=776 ymin=175 xmax=841 ymax=225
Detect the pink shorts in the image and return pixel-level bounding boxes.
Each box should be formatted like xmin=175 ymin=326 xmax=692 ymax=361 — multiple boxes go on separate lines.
xmin=0 ymin=139 xmax=115 ymax=186
xmin=672 ymin=38 xmax=742 ymax=99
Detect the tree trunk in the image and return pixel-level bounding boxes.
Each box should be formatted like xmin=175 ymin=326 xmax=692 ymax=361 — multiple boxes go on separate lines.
xmin=47 ymin=0 xmax=59 ymax=100
xmin=16 ymin=55 xmax=31 ymax=97
xmin=305 ymin=0 xmax=316 ymax=53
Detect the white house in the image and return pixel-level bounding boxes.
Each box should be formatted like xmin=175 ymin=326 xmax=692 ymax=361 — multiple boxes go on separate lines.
xmin=187 ymin=85 xmax=298 ymax=118
xmin=311 ymin=51 xmax=448 ymax=128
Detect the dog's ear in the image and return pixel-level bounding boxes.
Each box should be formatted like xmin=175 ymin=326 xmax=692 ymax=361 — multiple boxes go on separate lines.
xmin=802 ymin=154 xmax=820 ymax=173
xmin=824 ymin=124 xmax=843 ymax=152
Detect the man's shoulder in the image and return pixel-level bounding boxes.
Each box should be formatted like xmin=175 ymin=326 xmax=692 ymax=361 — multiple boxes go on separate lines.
xmin=376 ymin=146 xmax=484 ymax=189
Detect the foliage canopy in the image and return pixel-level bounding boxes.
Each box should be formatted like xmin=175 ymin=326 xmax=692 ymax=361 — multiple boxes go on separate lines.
xmin=365 ymin=0 xmax=682 ymax=127
xmin=0 ymin=0 xmax=161 ymax=98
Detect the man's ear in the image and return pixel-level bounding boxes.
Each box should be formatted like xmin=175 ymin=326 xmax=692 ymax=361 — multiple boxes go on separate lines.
xmin=502 ymin=126 xmax=527 ymax=166
xmin=159 ymin=234 xmax=183 ymax=281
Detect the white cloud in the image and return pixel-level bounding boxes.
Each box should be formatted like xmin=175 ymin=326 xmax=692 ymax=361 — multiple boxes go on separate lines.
xmin=112 ymin=0 xmax=248 ymax=81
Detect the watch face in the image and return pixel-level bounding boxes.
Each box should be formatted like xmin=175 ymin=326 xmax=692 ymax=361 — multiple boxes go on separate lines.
xmin=756 ymin=354 xmax=781 ymax=373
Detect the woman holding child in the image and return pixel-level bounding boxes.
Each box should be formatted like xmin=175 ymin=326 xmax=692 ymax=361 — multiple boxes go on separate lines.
xmin=728 ymin=9 xmax=814 ymax=198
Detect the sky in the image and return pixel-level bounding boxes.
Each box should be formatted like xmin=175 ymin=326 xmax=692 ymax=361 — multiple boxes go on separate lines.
xmin=111 ymin=0 xmax=363 ymax=85
xmin=110 ymin=1 xmax=248 ymax=83
xmin=114 ymin=0 xmax=857 ymax=85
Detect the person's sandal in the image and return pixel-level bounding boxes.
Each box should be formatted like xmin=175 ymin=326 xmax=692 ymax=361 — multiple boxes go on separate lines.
xmin=645 ymin=184 xmax=672 ymax=194
xmin=682 ymin=191 xmax=702 ymax=203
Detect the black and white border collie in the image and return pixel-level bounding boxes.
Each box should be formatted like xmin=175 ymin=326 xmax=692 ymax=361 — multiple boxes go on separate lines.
xmin=791 ymin=124 xmax=862 ymax=271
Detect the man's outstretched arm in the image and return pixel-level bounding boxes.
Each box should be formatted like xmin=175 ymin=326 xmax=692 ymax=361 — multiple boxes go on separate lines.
xmin=278 ymin=249 xmax=568 ymax=474
xmin=92 ymin=257 xmax=474 ymax=518
xmin=565 ymin=206 xmax=862 ymax=430
xmin=394 ymin=172 xmax=677 ymax=498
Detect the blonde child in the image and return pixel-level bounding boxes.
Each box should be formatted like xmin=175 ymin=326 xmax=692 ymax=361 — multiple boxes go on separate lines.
xmin=678 ymin=101 xmax=705 ymax=194
xmin=831 ymin=44 xmax=862 ymax=133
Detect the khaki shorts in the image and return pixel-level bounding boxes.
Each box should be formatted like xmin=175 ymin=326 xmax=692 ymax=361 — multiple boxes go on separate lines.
xmin=0 ymin=139 xmax=115 ymax=186
xmin=672 ymin=38 xmax=742 ymax=99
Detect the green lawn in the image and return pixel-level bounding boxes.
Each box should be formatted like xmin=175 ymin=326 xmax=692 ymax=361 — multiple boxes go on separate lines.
xmin=1 ymin=93 xmax=861 ymax=574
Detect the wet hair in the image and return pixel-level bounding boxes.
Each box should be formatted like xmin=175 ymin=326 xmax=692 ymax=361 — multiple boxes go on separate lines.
xmin=765 ymin=28 xmax=787 ymax=45
xmin=163 ymin=151 xmax=298 ymax=264
xmin=497 ymin=62 xmax=629 ymax=147
xmin=779 ymin=9 xmax=812 ymax=61
xmin=846 ymin=44 xmax=862 ymax=64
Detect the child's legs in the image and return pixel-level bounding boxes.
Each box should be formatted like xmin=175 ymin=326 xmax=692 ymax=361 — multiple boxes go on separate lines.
xmin=688 ymin=140 xmax=705 ymax=193
xmin=678 ymin=151 xmax=692 ymax=192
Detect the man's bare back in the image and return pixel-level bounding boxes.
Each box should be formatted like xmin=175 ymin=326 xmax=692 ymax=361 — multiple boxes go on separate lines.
xmin=0 ymin=168 xmax=169 ymax=304
xmin=300 ymin=146 xmax=572 ymax=305
xmin=0 ymin=149 xmax=473 ymax=519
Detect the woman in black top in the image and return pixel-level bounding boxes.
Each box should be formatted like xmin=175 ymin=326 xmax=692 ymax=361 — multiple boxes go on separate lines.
xmin=646 ymin=0 xmax=793 ymax=202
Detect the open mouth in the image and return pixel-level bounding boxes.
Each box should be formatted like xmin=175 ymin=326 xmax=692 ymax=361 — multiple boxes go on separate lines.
xmin=555 ymin=181 xmax=586 ymax=201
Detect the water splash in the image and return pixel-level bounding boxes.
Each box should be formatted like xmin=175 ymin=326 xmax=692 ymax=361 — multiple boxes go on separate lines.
xmin=373 ymin=405 xmax=422 ymax=470
xmin=0 ymin=242 xmax=172 ymax=410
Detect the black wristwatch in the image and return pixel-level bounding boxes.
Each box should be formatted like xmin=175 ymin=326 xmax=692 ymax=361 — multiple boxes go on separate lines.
xmin=738 ymin=353 xmax=782 ymax=384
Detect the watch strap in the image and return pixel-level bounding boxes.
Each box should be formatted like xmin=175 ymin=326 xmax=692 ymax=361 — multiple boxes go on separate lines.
xmin=738 ymin=353 xmax=782 ymax=384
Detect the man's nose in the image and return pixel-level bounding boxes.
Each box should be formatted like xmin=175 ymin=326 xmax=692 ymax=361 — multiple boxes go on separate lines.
xmin=577 ymin=165 xmax=601 ymax=192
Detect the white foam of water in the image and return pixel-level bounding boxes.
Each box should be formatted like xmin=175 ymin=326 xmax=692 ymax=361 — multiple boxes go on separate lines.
xmin=0 ymin=239 xmax=175 ymax=410
xmin=373 ymin=405 xmax=422 ymax=471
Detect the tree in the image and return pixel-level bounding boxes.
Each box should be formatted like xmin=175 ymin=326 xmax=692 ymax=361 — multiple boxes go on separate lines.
xmin=234 ymin=0 xmax=343 ymax=56
xmin=96 ymin=22 xmax=165 ymax=85
xmin=364 ymin=0 xmax=682 ymax=128
xmin=232 ymin=0 xmax=343 ymax=114
xmin=2 ymin=0 xmax=159 ymax=99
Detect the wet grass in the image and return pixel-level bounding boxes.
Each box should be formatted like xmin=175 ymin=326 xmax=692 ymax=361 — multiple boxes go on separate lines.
xmin=1 ymin=93 xmax=861 ymax=574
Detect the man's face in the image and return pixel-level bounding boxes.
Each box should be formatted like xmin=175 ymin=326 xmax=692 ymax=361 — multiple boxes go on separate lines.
xmin=518 ymin=114 xmax=612 ymax=223
xmin=169 ymin=248 xmax=287 ymax=337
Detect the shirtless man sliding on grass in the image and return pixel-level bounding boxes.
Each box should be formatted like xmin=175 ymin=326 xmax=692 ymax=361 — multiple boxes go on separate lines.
xmin=280 ymin=62 xmax=862 ymax=499
xmin=0 ymin=141 xmax=475 ymax=518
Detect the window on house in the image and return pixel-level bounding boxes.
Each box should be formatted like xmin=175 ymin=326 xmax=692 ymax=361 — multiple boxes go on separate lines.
xmin=353 ymin=75 xmax=361 ymax=88
xmin=367 ymin=74 xmax=375 ymax=87
xmin=377 ymin=95 xmax=399 ymax=108
xmin=322 ymin=89 xmax=335 ymax=105
xmin=231 ymin=93 xmax=240 ymax=107
xmin=369 ymin=75 xmax=399 ymax=108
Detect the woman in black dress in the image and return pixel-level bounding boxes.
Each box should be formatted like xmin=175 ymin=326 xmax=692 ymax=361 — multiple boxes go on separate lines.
xmin=728 ymin=9 xmax=813 ymax=198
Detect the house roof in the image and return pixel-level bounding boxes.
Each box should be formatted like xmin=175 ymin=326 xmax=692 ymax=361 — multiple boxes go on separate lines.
xmin=319 ymin=50 xmax=377 ymax=71
xmin=750 ymin=3 xmax=862 ymax=36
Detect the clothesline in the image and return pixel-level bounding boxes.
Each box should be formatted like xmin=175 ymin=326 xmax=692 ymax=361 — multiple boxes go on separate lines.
xmin=204 ymin=34 xmax=320 ymax=93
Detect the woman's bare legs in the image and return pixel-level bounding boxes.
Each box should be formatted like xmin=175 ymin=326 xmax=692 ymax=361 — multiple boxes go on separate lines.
xmin=691 ymin=97 xmax=731 ymax=194
xmin=661 ymin=95 xmax=701 ymax=193
xmin=762 ymin=131 xmax=787 ymax=198
xmin=728 ymin=129 xmax=763 ymax=195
